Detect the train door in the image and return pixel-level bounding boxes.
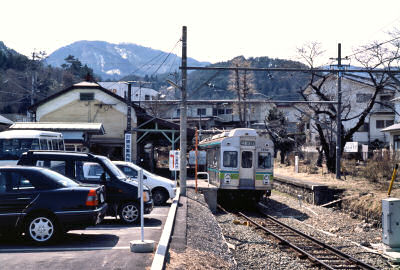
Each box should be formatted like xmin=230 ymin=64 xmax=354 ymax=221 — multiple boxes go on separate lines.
xmin=239 ymin=149 xmax=255 ymax=188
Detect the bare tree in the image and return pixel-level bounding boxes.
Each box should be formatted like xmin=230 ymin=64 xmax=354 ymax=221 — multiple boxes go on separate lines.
xmin=228 ymin=56 xmax=256 ymax=127
xmin=265 ymin=107 xmax=296 ymax=164
xmin=297 ymin=37 xmax=400 ymax=173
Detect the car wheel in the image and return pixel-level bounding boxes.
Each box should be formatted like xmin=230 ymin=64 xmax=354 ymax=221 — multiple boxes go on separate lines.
xmin=119 ymin=202 xmax=140 ymax=224
xmin=26 ymin=214 xmax=57 ymax=243
xmin=152 ymin=188 xmax=168 ymax=206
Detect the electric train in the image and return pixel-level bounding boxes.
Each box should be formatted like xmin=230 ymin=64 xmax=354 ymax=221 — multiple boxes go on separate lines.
xmin=198 ymin=128 xmax=273 ymax=203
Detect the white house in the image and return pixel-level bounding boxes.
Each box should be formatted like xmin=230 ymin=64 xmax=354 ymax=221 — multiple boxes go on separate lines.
xmin=381 ymin=96 xmax=400 ymax=151
xmin=98 ymin=82 xmax=159 ymax=104
xmin=304 ymin=74 xmax=396 ymax=147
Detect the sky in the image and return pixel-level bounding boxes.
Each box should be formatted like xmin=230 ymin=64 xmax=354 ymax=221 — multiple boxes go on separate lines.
xmin=1 ymin=0 xmax=400 ymax=65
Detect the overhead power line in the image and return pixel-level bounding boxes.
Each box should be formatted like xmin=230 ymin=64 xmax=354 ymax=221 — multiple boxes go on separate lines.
xmin=151 ymin=39 xmax=181 ymax=76
xmin=345 ymin=36 xmax=400 ymax=59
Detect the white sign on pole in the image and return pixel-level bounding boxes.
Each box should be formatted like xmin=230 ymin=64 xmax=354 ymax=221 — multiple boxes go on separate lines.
xmin=124 ymin=133 xmax=132 ymax=162
xmin=344 ymin=142 xmax=358 ymax=153
xmin=169 ymin=150 xmax=180 ymax=171
xmin=189 ymin=150 xmax=206 ymax=165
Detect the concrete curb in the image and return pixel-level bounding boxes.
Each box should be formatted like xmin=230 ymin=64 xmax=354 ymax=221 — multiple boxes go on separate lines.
xmin=150 ymin=187 xmax=181 ymax=270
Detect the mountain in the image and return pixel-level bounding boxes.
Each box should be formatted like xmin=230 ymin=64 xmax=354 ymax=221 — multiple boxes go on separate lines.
xmin=45 ymin=40 xmax=210 ymax=80
xmin=0 ymin=41 xmax=29 ymax=71
xmin=0 ymin=41 xmax=18 ymax=55
xmin=185 ymin=56 xmax=311 ymax=100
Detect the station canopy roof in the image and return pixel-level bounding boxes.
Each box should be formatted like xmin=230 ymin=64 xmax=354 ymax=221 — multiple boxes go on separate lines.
xmin=9 ymin=122 xmax=105 ymax=135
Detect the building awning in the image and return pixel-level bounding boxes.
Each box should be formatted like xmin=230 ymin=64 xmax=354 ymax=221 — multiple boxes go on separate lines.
xmin=381 ymin=123 xmax=400 ymax=132
xmin=0 ymin=115 xmax=13 ymax=125
xmin=9 ymin=122 xmax=105 ymax=135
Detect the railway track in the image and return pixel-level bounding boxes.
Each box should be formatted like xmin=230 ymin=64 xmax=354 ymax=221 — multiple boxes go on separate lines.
xmin=217 ymin=204 xmax=378 ymax=270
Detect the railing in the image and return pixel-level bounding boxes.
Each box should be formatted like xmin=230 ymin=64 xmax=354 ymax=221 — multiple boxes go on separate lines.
xmin=197 ymin=172 xmax=210 ymax=187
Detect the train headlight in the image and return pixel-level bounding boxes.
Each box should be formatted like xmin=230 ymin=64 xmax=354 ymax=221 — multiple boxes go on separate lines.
xmin=224 ymin=173 xmax=231 ymax=184
xmin=263 ymin=174 xmax=270 ymax=185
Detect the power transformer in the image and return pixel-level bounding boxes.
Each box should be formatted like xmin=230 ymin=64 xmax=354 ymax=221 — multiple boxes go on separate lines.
xmin=382 ymin=198 xmax=400 ymax=248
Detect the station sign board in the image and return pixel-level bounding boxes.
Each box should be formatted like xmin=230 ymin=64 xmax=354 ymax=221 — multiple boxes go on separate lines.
xmin=344 ymin=142 xmax=358 ymax=153
xmin=125 ymin=133 xmax=132 ymax=162
xmin=169 ymin=150 xmax=180 ymax=171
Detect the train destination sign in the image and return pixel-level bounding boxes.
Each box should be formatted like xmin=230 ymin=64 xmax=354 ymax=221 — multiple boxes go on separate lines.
xmin=240 ymin=140 xmax=256 ymax=146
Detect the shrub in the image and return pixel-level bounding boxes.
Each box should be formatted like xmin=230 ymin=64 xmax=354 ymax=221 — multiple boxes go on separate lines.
xmin=360 ymin=159 xmax=397 ymax=183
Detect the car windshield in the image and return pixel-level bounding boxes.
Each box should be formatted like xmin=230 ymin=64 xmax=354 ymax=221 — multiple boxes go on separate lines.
xmin=100 ymin=157 xmax=126 ymax=179
xmin=127 ymin=162 xmax=153 ymax=176
xmin=40 ymin=168 xmax=80 ymax=187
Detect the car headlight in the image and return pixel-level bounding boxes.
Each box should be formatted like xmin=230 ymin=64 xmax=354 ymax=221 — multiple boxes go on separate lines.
xmin=224 ymin=173 xmax=231 ymax=184
xmin=263 ymin=174 xmax=271 ymax=185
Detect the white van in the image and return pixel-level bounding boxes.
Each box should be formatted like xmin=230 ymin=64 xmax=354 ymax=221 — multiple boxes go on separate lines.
xmin=113 ymin=161 xmax=176 ymax=206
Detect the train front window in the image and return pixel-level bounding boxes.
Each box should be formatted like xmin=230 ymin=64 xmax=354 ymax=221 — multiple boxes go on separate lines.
xmin=223 ymin=151 xmax=237 ymax=168
xmin=241 ymin=151 xmax=253 ymax=168
xmin=258 ymin=152 xmax=272 ymax=169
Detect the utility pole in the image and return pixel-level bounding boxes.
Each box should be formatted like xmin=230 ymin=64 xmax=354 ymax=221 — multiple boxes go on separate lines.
xmin=31 ymin=52 xmax=37 ymax=121
xmin=336 ymin=44 xmax=342 ymax=179
xmin=235 ymin=66 xmax=243 ymax=126
xmin=180 ymin=26 xmax=188 ymax=196
xmin=127 ymin=83 xmax=132 ymax=132
xmin=130 ymin=81 xmax=151 ymax=108
xmin=334 ymin=43 xmax=344 ymax=179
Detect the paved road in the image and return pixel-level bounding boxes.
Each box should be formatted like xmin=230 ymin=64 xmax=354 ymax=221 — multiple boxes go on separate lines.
xmin=0 ymin=205 xmax=171 ymax=270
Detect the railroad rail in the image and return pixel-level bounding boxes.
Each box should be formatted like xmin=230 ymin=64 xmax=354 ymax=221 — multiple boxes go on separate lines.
xmin=217 ymin=205 xmax=378 ymax=270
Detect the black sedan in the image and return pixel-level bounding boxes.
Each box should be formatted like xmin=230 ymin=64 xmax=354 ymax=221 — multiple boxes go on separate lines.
xmin=0 ymin=166 xmax=107 ymax=244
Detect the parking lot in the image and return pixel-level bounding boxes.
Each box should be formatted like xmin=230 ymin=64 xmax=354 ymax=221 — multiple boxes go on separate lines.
xmin=0 ymin=205 xmax=171 ymax=270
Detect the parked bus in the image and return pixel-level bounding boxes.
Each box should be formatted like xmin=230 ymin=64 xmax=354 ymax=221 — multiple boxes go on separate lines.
xmin=0 ymin=130 xmax=65 ymax=165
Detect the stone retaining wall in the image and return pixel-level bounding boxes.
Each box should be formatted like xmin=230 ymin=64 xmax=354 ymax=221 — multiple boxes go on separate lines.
xmin=273 ymin=174 xmax=342 ymax=205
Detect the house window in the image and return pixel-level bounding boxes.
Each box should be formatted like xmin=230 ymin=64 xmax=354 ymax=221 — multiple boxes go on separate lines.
xmin=145 ymin=95 xmax=150 ymax=100
xmin=394 ymin=135 xmax=400 ymax=150
xmin=213 ymin=108 xmax=218 ymax=116
xmin=197 ymin=108 xmax=206 ymax=116
xmin=218 ymin=109 xmax=225 ymax=115
xmin=356 ymin=93 xmax=372 ymax=103
xmin=80 ymin=93 xmax=94 ymax=101
xmin=376 ymin=120 xmax=385 ymax=129
xmin=376 ymin=120 xmax=393 ymax=129
xmin=225 ymin=109 xmax=233 ymax=114
xmin=176 ymin=109 xmax=180 ymax=117
xmin=358 ymin=122 xmax=369 ymax=132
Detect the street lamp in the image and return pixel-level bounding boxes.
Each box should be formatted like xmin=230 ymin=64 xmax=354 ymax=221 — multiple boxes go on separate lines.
xmin=166 ymin=79 xmax=181 ymax=90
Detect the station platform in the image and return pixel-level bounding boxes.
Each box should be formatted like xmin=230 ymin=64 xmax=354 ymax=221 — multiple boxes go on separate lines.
xmin=151 ymin=179 xmax=217 ymax=269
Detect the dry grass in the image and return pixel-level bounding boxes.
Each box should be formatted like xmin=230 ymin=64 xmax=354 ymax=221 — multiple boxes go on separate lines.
xmin=166 ymin=248 xmax=232 ymax=270
xmin=274 ymin=160 xmax=400 ymax=221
